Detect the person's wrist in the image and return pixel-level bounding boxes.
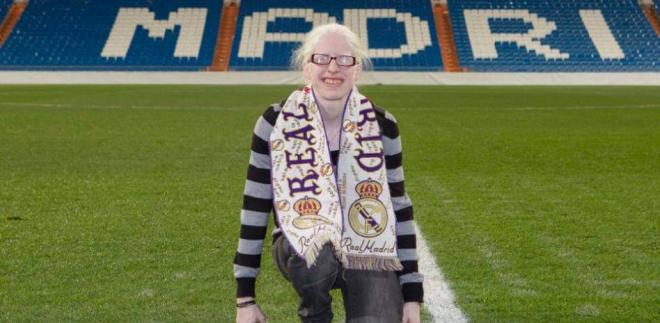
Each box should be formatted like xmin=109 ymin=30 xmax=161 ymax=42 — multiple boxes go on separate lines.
xmin=236 ymin=297 xmax=254 ymax=303
xmin=236 ymin=297 xmax=256 ymax=308
xmin=404 ymin=302 xmax=421 ymax=310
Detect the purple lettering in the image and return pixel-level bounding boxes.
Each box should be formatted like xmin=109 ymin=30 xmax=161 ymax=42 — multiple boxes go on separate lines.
xmin=354 ymin=149 xmax=384 ymax=172
xmin=354 ymin=133 xmax=381 ymax=145
xmin=287 ymin=169 xmax=321 ymax=197
xmin=357 ymin=108 xmax=377 ymax=127
xmin=283 ymin=125 xmax=316 ymax=145
xmin=286 ymin=148 xmax=318 ymax=168
xmin=283 ymin=103 xmax=313 ymax=121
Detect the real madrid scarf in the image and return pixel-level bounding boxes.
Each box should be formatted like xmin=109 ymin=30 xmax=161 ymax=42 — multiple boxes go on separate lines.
xmin=270 ymin=85 xmax=402 ymax=271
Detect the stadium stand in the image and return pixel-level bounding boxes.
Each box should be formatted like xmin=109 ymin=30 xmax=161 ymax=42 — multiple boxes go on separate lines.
xmin=0 ymin=0 xmax=658 ymax=72
xmin=0 ymin=0 xmax=220 ymax=70
xmin=0 ymin=0 xmax=25 ymax=48
xmin=448 ymin=0 xmax=660 ymax=71
xmin=0 ymin=0 xmax=11 ymax=20
xmin=209 ymin=1 xmax=238 ymax=71
xmin=432 ymin=2 xmax=460 ymax=72
xmin=229 ymin=0 xmax=443 ymax=71
xmin=642 ymin=0 xmax=660 ymax=35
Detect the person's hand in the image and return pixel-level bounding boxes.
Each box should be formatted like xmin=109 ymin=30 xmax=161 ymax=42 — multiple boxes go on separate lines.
xmin=236 ymin=298 xmax=266 ymax=323
xmin=402 ymin=301 xmax=421 ymax=323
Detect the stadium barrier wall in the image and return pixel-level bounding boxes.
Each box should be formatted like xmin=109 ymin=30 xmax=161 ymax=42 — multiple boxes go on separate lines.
xmin=0 ymin=71 xmax=659 ymax=85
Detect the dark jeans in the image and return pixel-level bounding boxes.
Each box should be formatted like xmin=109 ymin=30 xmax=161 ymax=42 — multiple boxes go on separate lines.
xmin=272 ymin=234 xmax=404 ymax=323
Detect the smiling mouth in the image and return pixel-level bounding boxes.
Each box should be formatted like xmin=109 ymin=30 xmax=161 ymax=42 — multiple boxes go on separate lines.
xmin=323 ymin=78 xmax=343 ymax=85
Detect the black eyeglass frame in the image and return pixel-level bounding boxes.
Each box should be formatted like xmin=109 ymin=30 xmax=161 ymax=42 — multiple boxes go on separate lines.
xmin=310 ymin=54 xmax=358 ymax=67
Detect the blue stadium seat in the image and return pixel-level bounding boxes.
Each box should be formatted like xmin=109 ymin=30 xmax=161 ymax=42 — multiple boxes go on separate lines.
xmin=0 ymin=0 xmax=221 ymax=71
xmin=0 ymin=0 xmax=12 ymax=21
xmin=228 ymin=0 xmax=443 ymax=71
xmin=1 ymin=0 xmax=658 ymax=72
xmin=447 ymin=0 xmax=660 ymax=72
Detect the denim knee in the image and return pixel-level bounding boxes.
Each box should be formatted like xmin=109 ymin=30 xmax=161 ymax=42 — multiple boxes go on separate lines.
xmin=273 ymin=236 xmax=341 ymax=323
xmin=341 ymin=269 xmax=403 ymax=323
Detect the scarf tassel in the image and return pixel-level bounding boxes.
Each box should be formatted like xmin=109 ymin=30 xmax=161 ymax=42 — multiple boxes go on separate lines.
xmin=345 ymin=255 xmax=404 ymax=271
xmin=301 ymin=233 xmax=349 ymax=269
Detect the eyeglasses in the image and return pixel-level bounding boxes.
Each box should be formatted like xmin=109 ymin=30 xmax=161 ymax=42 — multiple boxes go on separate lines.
xmin=310 ymin=54 xmax=357 ymax=67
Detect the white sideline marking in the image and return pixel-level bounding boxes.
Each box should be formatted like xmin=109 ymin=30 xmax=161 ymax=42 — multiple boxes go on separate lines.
xmin=415 ymin=222 xmax=468 ymax=323
xmin=1 ymin=71 xmax=659 ymax=86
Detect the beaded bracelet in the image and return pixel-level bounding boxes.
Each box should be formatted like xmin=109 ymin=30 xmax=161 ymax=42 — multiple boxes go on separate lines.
xmin=236 ymin=300 xmax=256 ymax=308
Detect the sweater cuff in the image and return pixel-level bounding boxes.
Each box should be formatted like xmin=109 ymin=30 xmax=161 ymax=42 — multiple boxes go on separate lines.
xmin=402 ymin=282 xmax=424 ymax=303
xmin=236 ymin=277 xmax=256 ymax=298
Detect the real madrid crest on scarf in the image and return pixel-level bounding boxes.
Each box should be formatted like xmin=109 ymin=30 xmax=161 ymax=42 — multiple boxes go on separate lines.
xmin=270 ymin=85 xmax=402 ymax=271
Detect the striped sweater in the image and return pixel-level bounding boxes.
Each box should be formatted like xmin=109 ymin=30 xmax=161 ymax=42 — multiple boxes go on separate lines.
xmin=234 ymin=101 xmax=424 ymax=303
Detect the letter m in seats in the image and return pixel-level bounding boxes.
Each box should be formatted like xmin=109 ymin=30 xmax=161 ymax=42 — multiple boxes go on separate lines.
xmin=102 ymin=8 xmax=207 ymax=58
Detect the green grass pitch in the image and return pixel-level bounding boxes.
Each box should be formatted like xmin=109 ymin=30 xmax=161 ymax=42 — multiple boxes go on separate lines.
xmin=1 ymin=85 xmax=658 ymax=322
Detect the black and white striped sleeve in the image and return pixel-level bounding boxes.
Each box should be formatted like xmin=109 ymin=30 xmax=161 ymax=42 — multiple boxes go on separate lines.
xmin=233 ymin=104 xmax=280 ymax=298
xmin=379 ymin=108 xmax=424 ymax=303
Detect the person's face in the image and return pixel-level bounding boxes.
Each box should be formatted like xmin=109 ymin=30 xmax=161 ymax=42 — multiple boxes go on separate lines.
xmin=304 ymin=32 xmax=361 ymax=106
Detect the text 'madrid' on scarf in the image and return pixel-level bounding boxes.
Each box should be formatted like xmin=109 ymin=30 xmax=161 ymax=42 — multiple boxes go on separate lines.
xmin=270 ymin=85 xmax=402 ymax=271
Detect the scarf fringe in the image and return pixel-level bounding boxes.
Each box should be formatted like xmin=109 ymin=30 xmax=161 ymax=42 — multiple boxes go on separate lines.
xmin=345 ymin=254 xmax=404 ymax=271
xmin=301 ymin=233 xmax=348 ymax=268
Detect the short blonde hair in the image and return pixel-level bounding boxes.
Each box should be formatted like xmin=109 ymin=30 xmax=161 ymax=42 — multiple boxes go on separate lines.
xmin=292 ymin=23 xmax=371 ymax=70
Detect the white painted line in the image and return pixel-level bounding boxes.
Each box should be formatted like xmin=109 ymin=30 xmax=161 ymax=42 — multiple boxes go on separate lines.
xmin=0 ymin=71 xmax=659 ymax=85
xmin=415 ymin=222 xmax=468 ymax=323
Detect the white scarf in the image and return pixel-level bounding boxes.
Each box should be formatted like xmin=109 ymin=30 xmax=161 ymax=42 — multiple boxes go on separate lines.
xmin=270 ymin=85 xmax=402 ymax=271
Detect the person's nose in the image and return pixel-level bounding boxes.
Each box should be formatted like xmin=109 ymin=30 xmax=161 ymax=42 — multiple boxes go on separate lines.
xmin=327 ymin=58 xmax=340 ymax=73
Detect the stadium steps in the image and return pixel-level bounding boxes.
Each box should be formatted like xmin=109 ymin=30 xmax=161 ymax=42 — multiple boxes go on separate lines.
xmin=209 ymin=1 xmax=239 ymax=71
xmin=641 ymin=3 xmax=660 ymax=36
xmin=432 ymin=3 xmax=461 ymax=72
xmin=0 ymin=1 xmax=26 ymax=49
